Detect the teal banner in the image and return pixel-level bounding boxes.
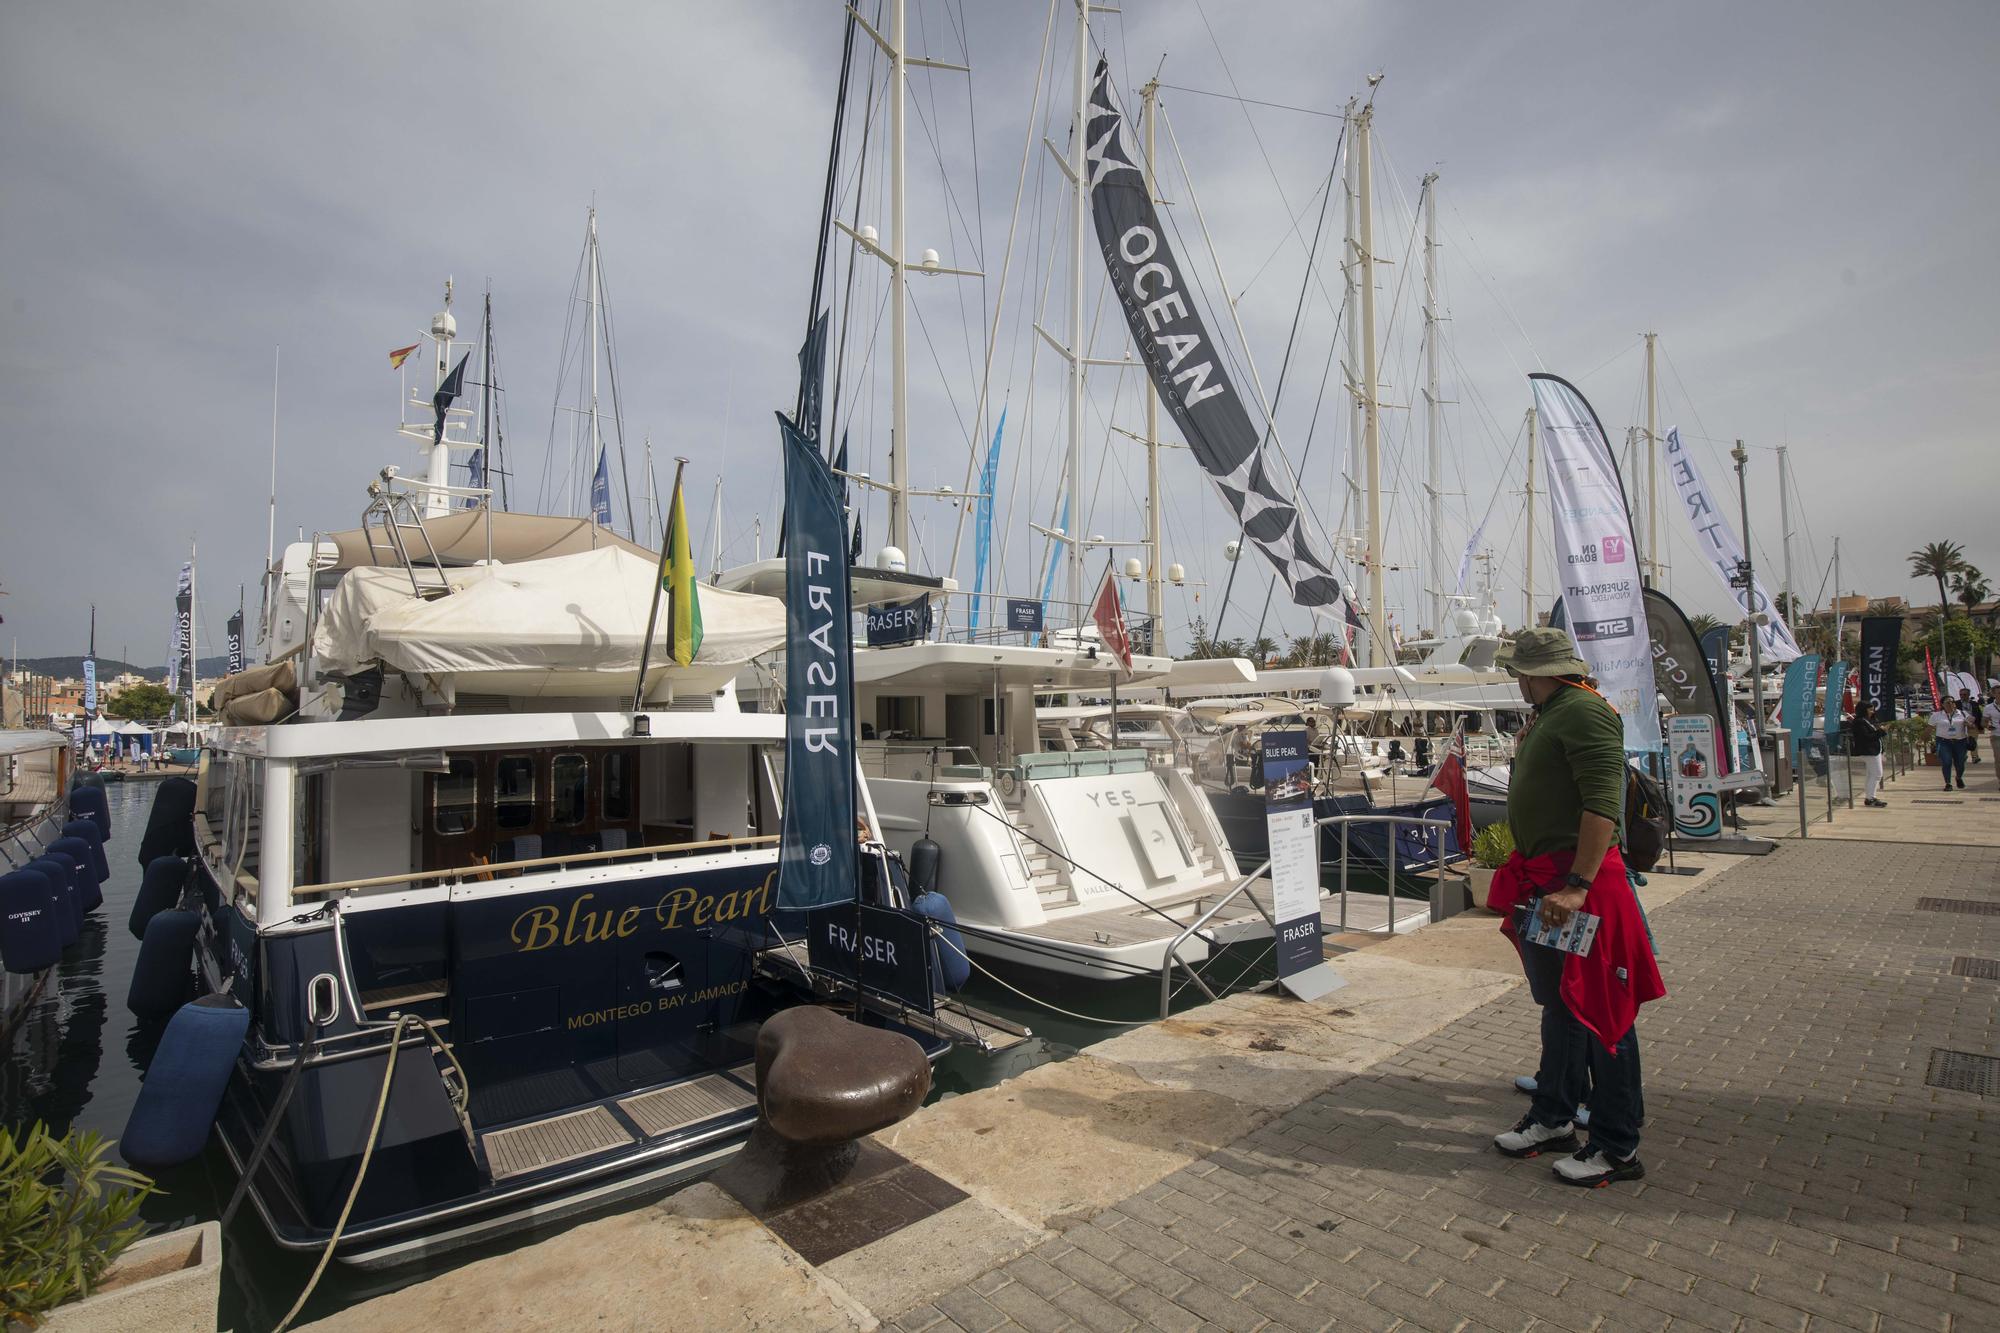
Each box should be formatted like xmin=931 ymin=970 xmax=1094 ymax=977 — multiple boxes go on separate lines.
xmin=1779 ymin=653 xmax=1821 ymax=735
xmin=1822 ymin=662 xmax=1850 ymax=737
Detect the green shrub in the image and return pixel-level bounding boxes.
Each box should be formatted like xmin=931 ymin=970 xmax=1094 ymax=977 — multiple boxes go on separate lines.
xmin=0 ymin=1125 xmax=155 ymax=1326
xmin=1471 ymin=822 xmax=1515 ymax=869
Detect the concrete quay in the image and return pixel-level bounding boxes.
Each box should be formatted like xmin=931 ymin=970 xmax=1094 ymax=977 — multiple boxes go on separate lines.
xmin=308 ymin=760 xmax=2000 ymax=1332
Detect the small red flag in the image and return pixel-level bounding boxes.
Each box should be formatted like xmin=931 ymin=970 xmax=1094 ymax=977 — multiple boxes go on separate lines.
xmin=1091 ymin=566 xmax=1134 ymax=675
xmin=1925 ymin=646 xmax=1941 ymax=710
xmin=1429 ymin=726 xmax=1474 ymax=855
xmin=388 ymin=342 xmax=420 ymax=370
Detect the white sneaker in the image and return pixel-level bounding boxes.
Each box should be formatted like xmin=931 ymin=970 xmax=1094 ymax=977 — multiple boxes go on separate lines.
xmin=1494 ymin=1114 xmax=1577 ymax=1158
xmin=1513 ymin=1075 xmax=1538 ymax=1094
xmin=1553 ymin=1147 xmax=1645 ymax=1187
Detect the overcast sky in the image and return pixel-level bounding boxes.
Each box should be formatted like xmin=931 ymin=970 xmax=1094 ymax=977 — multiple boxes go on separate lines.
xmin=4 ymin=1 xmax=1996 ymax=663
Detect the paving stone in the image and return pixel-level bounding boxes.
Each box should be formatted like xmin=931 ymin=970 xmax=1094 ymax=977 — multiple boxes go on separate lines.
xmin=908 ymin=830 xmax=2000 ymax=1333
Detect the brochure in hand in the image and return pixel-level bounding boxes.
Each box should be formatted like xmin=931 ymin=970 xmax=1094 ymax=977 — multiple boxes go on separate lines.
xmin=1519 ymin=896 xmax=1600 ymax=957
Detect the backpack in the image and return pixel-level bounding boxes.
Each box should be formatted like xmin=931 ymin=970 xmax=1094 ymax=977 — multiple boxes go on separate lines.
xmin=1622 ymin=763 xmax=1669 ymax=873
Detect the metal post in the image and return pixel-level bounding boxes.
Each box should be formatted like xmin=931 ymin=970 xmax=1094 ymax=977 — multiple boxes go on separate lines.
xmin=1732 ymin=442 xmax=1768 ymax=784
xmin=1797 ymin=754 xmax=1809 ymax=838
xmin=1385 ymin=829 xmax=1396 ymax=935
xmin=1339 ymin=825 xmax=1350 ymax=931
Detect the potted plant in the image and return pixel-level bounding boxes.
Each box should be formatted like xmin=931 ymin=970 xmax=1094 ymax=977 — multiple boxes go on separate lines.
xmin=1466 ymin=823 xmax=1514 ymax=913
xmin=1 ymin=1124 xmax=219 ymax=1331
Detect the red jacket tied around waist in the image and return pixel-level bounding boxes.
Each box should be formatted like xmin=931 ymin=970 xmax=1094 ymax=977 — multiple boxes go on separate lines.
xmin=1487 ymin=846 xmax=1665 ymax=1053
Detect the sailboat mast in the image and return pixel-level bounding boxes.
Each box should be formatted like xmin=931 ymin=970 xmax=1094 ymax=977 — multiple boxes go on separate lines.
xmin=710 ymin=474 xmax=724 ymax=582
xmin=1065 ymin=0 xmax=1089 ymax=623
xmin=1356 ymin=104 xmax=1385 ymax=668
xmin=1422 ymin=172 xmax=1442 ymax=635
xmin=587 ymin=208 xmax=602 ymax=520
xmin=887 ymin=0 xmax=911 ymax=558
xmin=480 ymin=289 xmax=494 ymax=505
xmin=1141 ymin=77 xmax=1164 ymax=647
xmin=264 ymin=345 xmax=279 ymax=640
xmin=1523 ymin=406 xmax=1538 ymax=629
xmin=188 ymin=539 xmax=198 ymax=727
xmin=1778 ymin=443 xmax=1795 ymax=627
xmin=1644 ymin=330 xmax=1660 ymax=588
xmin=1341 ymin=99 xmax=1363 ymax=533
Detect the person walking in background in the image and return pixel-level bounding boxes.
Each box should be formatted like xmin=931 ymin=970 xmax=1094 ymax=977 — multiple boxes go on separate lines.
xmin=1960 ymin=688 xmax=1982 ymax=765
xmin=1930 ymin=697 xmax=1970 ymax=790
xmin=1985 ymin=697 xmax=2000 ymax=784
xmin=1850 ymin=700 xmax=1887 ymax=807
xmin=1485 ymin=629 xmax=1664 ymax=1187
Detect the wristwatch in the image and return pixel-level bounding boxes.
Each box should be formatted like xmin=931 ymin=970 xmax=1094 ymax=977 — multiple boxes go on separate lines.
xmin=1563 ymin=873 xmax=1590 ymax=891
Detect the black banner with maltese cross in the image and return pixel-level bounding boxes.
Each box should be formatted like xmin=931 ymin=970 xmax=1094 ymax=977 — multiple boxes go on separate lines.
xmin=1085 ymin=59 xmax=1339 ymax=609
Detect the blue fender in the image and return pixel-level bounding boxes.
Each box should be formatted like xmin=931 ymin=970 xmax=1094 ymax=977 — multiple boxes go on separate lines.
xmin=130 ymin=856 xmax=189 ymax=941
xmin=911 ymin=890 xmax=971 ymax=992
xmin=128 ymin=909 xmax=199 ymax=1018
xmin=120 ymin=995 xmax=251 ymax=1169
xmin=69 ymin=783 xmax=112 ymax=842
xmin=62 ymin=820 xmax=111 ymax=882
xmin=0 ymin=869 xmax=62 ymax=974
xmin=48 ymin=836 xmax=103 ymax=914
xmin=24 ymin=856 xmax=82 ymax=948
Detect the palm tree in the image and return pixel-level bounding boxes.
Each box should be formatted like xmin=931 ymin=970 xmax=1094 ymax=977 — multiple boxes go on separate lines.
xmin=1909 ymin=541 xmax=1966 ymax=630
xmin=1251 ymin=636 xmax=1279 ymax=667
xmin=1687 ymin=612 xmax=1724 ymax=638
xmin=1953 ymin=567 xmax=1990 ymax=677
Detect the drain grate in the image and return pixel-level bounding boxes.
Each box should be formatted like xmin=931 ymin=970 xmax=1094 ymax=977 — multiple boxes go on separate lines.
xmin=1925 ymin=1049 xmax=2000 ymax=1096
xmin=1910 ymin=798 xmax=1961 ymax=805
xmin=1918 ymin=898 xmax=2000 ymax=916
xmin=1951 ymin=957 xmax=2000 ymax=981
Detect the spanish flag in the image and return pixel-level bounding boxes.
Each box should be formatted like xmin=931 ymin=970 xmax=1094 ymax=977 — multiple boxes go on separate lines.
xmin=664 ymin=477 xmax=703 ymax=666
xmin=388 ymin=342 xmax=420 ymax=370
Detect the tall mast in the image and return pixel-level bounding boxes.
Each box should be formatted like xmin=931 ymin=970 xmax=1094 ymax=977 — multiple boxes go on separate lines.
xmin=710 ymin=474 xmax=724 ymax=582
xmin=1778 ymin=443 xmax=1795 ymax=627
xmin=1523 ymin=406 xmax=1538 ymax=629
xmin=1832 ymin=535 xmax=1843 ymax=655
xmin=1141 ymin=76 xmax=1164 ymax=647
xmin=1644 ymin=330 xmax=1660 ymax=588
xmin=1421 ymin=172 xmax=1442 ymax=635
xmin=479 ymin=288 xmax=494 ymax=507
xmin=586 ymin=208 xmax=603 ymax=521
xmin=644 ymin=436 xmax=657 ymax=548
xmin=1065 ymin=0 xmax=1089 ymax=621
xmin=264 ymin=345 xmax=279 ymax=640
xmin=1341 ymin=99 xmax=1363 ymax=532
xmin=887 ymin=0 xmax=911 ymax=557
xmin=188 ymin=539 xmax=198 ymax=728
xmin=1356 ymin=103 xmax=1385 ymax=667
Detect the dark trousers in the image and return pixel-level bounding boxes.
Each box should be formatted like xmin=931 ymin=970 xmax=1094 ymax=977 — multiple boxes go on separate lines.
xmin=1520 ymin=928 xmax=1645 ymax=1160
xmin=1938 ymin=738 xmax=1968 ymax=784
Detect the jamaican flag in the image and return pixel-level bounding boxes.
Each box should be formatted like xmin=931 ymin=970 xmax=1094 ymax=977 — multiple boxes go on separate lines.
xmin=663 ymin=477 xmax=703 ymax=665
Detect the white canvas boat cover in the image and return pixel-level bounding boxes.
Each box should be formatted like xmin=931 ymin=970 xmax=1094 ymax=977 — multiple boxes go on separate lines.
xmin=312 ymin=547 xmax=785 ymax=695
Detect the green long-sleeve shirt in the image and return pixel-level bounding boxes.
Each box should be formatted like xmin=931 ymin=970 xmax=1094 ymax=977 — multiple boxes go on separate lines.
xmin=1507 ymin=683 xmax=1626 ymax=859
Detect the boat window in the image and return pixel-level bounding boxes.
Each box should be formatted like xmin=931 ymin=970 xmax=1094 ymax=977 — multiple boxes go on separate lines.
xmin=433 ymin=758 xmax=479 ymax=835
xmin=551 ymin=753 xmax=589 ymax=826
xmin=494 ymin=755 xmax=537 ymax=830
xmin=604 ymin=751 xmax=633 ymax=820
xmin=294 ymin=771 xmax=325 ymax=886
xmin=983 ymin=698 xmax=1006 ymax=735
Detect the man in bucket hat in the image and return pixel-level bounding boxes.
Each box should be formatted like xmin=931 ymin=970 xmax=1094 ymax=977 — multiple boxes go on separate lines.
xmin=1486 ymin=628 xmax=1665 ymax=1186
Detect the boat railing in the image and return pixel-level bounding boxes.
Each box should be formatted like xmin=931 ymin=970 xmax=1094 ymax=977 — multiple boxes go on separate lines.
xmin=291 ymin=832 xmax=780 ymax=903
xmin=922 ymin=590 xmax=1159 ymax=653
xmin=1157 ymin=811 xmax=1465 ymax=1019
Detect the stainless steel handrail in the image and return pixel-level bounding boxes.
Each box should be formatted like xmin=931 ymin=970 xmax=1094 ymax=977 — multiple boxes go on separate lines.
xmin=1158 ymin=811 xmax=1469 ymax=1018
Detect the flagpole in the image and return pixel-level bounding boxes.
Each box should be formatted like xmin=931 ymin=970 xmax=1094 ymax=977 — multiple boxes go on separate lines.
xmin=632 ymin=458 xmax=689 ymax=721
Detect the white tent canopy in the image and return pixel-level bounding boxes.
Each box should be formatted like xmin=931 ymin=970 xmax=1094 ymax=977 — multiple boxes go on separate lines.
xmin=312 ymin=547 xmax=787 ymax=699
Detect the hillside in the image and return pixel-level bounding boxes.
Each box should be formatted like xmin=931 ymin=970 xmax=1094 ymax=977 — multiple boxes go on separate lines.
xmin=16 ymin=655 xmax=234 ymax=681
